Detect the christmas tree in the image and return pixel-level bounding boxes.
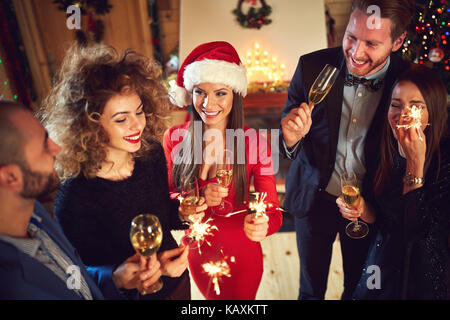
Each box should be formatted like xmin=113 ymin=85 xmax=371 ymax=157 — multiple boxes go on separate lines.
xmin=399 ymin=0 xmax=449 ymax=93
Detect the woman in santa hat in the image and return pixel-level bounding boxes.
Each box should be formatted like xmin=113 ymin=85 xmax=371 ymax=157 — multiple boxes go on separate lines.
xmin=163 ymin=41 xmax=283 ymax=299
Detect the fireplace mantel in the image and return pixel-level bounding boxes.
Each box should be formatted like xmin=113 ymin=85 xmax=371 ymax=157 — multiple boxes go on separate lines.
xmin=243 ymin=92 xmax=287 ymax=115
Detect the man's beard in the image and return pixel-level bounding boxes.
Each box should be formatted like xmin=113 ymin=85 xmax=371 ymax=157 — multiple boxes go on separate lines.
xmin=19 ymin=162 xmax=60 ymax=199
xmin=344 ymin=53 xmax=388 ymax=77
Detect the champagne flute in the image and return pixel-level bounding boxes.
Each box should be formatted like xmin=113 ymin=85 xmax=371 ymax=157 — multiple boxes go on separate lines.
xmin=308 ymin=64 xmax=339 ymax=109
xmin=130 ymin=214 xmax=163 ymax=294
xmin=340 ymin=172 xmax=369 ymax=239
xmin=179 ymin=176 xmax=200 ymax=225
xmin=214 ymin=149 xmax=233 ymax=216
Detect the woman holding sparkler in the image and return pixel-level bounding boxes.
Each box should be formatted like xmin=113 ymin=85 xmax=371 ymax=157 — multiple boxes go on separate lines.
xmin=41 ymin=44 xmax=206 ymax=300
xmin=337 ymin=65 xmax=450 ymax=299
xmin=164 ymin=41 xmax=283 ymax=299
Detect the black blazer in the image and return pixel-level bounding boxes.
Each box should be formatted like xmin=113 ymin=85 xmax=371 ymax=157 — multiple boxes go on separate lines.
xmin=281 ymin=47 xmax=410 ymax=218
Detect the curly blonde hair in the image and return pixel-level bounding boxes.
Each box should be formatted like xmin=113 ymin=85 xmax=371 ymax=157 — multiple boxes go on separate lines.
xmin=40 ymin=44 xmax=170 ymax=181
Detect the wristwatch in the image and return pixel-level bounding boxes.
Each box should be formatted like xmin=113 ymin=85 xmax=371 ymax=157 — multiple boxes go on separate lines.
xmin=403 ymin=173 xmax=425 ymax=186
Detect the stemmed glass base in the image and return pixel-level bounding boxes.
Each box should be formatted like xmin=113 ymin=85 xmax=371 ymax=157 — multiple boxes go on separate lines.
xmin=140 ymin=256 xmax=163 ymax=295
xmin=345 ymin=220 xmax=369 ymax=239
xmin=212 ymin=200 xmax=233 ymax=217
xmin=143 ymin=278 xmax=163 ymax=294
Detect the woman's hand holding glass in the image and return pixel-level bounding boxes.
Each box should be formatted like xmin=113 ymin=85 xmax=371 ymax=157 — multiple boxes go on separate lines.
xmin=178 ymin=177 xmax=207 ymax=224
xmin=178 ymin=196 xmax=207 ymax=223
xmin=158 ymin=246 xmax=189 ymax=277
xmin=203 ymin=183 xmax=229 ymax=207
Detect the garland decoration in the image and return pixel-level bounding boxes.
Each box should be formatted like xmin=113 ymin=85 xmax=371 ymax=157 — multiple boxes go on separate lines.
xmin=53 ymin=0 xmax=112 ymax=15
xmin=232 ymin=0 xmax=272 ymax=29
xmin=53 ymin=0 xmax=112 ymax=46
xmin=0 ymin=0 xmax=33 ymax=107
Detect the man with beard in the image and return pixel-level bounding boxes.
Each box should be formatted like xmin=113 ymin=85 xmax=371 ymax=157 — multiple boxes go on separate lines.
xmin=0 ymin=101 xmax=161 ymax=299
xmin=280 ymin=0 xmax=414 ymax=299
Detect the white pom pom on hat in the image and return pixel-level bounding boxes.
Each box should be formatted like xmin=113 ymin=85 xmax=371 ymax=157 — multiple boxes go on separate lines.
xmin=168 ymin=41 xmax=247 ymax=108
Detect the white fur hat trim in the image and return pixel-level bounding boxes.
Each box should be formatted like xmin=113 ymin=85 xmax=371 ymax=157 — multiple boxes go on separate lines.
xmin=183 ymin=59 xmax=247 ymax=97
xmin=168 ymin=79 xmax=192 ymax=108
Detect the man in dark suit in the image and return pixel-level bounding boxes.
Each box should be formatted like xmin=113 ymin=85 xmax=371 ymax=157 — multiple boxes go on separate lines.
xmin=280 ymin=0 xmax=414 ymax=299
xmin=0 ymin=101 xmax=161 ymax=299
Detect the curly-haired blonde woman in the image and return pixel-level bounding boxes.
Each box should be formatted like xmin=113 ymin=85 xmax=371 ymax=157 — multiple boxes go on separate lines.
xmin=40 ymin=44 xmax=205 ymax=300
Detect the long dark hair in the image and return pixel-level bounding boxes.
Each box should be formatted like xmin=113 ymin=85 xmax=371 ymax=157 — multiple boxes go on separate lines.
xmin=172 ymin=92 xmax=248 ymax=207
xmin=374 ymin=64 xmax=448 ymax=195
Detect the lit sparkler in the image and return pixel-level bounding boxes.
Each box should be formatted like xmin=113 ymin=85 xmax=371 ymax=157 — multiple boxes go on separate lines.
xmin=224 ymin=192 xmax=288 ymax=217
xmin=202 ymin=260 xmax=231 ymax=295
xmin=224 ymin=209 xmax=247 ymax=217
xmin=396 ymin=104 xmax=428 ymax=141
xmin=249 ymin=192 xmax=268 ymax=218
xmin=202 ymin=250 xmax=235 ymax=297
xmin=184 ymin=217 xmax=218 ymax=254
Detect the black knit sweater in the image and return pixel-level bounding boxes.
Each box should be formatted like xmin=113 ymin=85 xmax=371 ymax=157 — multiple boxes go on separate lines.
xmin=54 ymin=140 xmax=186 ymax=299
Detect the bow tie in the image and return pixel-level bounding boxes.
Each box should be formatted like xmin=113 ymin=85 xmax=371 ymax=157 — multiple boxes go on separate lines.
xmin=344 ymin=74 xmax=383 ymax=92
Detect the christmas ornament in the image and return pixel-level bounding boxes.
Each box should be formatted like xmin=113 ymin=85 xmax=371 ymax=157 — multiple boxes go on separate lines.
xmin=429 ymin=47 xmax=444 ymax=62
xmin=399 ymin=0 xmax=449 ymax=93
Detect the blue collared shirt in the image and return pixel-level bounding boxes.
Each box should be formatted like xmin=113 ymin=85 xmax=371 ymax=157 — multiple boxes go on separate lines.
xmin=325 ymin=56 xmax=391 ymax=196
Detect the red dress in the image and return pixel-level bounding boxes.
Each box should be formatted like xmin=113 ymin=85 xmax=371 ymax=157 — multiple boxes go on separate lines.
xmin=163 ymin=122 xmax=282 ymax=300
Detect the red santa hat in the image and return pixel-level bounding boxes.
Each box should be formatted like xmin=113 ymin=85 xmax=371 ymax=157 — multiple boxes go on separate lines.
xmin=169 ymin=41 xmax=247 ymax=108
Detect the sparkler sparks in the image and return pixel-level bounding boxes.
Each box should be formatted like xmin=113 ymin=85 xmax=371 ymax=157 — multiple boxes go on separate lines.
xmin=184 ymin=218 xmax=218 ymax=254
xmin=249 ymin=192 xmax=268 ymax=218
xmin=202 ymin=260 xmax=231 ymax=295
xmin=224 ymin=192 xmax=288 ymax=217
xmin=396 ymin=105 xmax=428 ymax=141
xmin=202 ymin=254 xmax=235 ymax=296
xmin=224 ymin=209 xmax=247 ymax=217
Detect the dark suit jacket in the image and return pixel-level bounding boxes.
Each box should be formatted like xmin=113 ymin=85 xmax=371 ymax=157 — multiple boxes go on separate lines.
xmin=0 ymin=202 xmax=124 ymax=300
xmin=281 ymin=47 xmax=409 ymax=218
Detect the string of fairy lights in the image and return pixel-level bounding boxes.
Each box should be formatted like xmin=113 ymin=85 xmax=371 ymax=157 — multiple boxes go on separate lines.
xmin=0 ymin=57 xmax=18 ymax=101
xmin=401 ymin=0 xmax=449 ymax=72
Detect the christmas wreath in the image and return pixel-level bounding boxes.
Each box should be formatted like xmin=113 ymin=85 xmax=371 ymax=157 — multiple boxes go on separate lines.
xmin=232 ymin=0 xmax=272 ymax=29
xmin=53 ymin=0 xmax=112 ymax=46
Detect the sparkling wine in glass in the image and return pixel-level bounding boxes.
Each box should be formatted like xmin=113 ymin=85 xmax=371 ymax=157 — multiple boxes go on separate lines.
xmin=214 ymin=149 xmax=233 ymax=216
xmin=308 ymin=64 xmax=339 ymax=109
xmin=340 ymin=172 xmax=369 ymax=239
xmin=130 ymin=214 xmax=163 ymax=293
xmin=179 ymin=177 xmax=200 ymax=223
